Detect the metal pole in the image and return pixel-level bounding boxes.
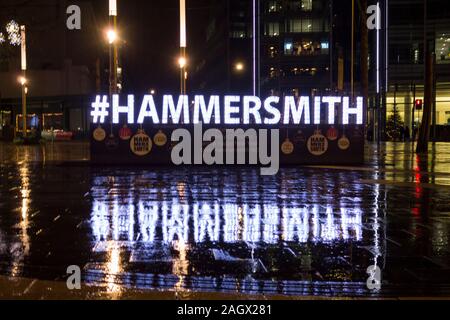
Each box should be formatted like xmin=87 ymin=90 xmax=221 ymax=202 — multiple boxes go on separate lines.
xmin=113 ymin=15 xmax=118 ymax=94
xmin=21 ymin=71 xmax=26 ymax=136
xmin=109 ymin=0 xmax=118 ymax=96
xmin=351 ymin=0 xmax=355 ymax=100
xmin=109 ymin=27 xmax=113 ymax=98
xmin=20 ymin=25 xmax=27 ymax=137
xmin=180 ymin=0 xmax=187 ymax=95
xmin=253 ymin=0 xmax=257 ymax=96
xmin=412 ymin=83 xmax=416 ymax=141
xmin=257 ymin=0 xmax=260 ymax=96
xmin=432 ymin=54 xmax=436 ymax=141
xmin=180 ymin=47 xmax=186 ymax=95
xmin=330 ymin=0 xmax=333 ymax=91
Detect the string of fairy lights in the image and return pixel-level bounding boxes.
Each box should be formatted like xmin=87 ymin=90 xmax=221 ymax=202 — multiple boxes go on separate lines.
xmin=0 ymin=20 xmax=22 ymax=46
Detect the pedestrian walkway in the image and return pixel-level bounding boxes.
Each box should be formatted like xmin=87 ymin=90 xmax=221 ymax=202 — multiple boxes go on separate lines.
xmin=0 ymin=141 xmax=449 ymax=299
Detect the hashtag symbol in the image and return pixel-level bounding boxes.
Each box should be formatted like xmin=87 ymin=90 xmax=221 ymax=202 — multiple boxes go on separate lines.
xmin=91 ymin=95 xmax=110 ymax=123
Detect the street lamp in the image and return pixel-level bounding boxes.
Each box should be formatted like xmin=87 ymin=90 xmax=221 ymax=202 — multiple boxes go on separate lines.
xmin=235 ymin=62 xmax=244 ymax=72
xmin=20 ymin=25 xmax=27 ymax=137
xmin=179 ymin=0 xmax=187 ymax=94
xmin=108 ymin=0 xmax=119 ymax=97
xmin=18 ymin=76 xmax=27 ymax=86
xmin=178 ymin=56 xmax=187 ymax=69
xmin=106 ymin=29 xmax=117 ymax=44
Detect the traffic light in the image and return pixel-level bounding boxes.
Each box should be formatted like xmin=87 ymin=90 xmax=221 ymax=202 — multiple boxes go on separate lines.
xmin=415 ymin=99 xmax=423 ymax=110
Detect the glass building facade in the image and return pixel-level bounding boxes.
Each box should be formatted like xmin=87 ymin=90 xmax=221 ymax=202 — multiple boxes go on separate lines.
xmin=260 ymin=0 xmax=332 ymax=96
xmin=383 ymin=0 xmax=450 ymax=139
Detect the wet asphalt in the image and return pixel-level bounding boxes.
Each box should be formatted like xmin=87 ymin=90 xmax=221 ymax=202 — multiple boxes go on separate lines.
xmin=0 ymin=141 xmax=449 ymax=299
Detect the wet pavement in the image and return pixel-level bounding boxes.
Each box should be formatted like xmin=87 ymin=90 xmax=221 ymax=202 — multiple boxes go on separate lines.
xmin=0 ymin=141 xmax=449 ymax=299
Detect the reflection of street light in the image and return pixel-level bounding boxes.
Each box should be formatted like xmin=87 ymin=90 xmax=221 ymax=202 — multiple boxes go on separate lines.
xmin=106 ymin=29 xmax=117 ymax=44
xmin=178 ymin=56 xmax=187 ymax=69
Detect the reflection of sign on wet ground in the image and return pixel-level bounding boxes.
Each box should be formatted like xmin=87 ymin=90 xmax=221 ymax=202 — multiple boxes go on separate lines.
xmin=91 ymin=200 xmax=363 ymax=245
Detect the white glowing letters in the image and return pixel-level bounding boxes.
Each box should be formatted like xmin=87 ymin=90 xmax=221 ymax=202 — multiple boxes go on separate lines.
xmin=94 ymin=94 xmax=364 ymax=126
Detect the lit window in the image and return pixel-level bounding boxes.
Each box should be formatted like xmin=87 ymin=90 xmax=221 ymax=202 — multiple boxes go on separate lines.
xmin=265 ymin=23 xmax=280 ymax=37
xmin=268 ymin=46 xmax=278 ymax=58
xmin=284 ymin=40 xmax=293 ymax=55
xmin=268 ymin=1 xmax=278 ymax=12
xmin=301 ymin=0 xmax=313 ymax=11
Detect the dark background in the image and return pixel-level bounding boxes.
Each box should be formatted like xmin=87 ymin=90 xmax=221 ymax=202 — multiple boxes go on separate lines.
xmin=92 ymin=0 xmax=211 ymax=94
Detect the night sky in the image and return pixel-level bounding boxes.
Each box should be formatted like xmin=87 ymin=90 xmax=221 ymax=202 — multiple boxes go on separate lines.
xmin=93 ymin=0 xmax=211 ymax=94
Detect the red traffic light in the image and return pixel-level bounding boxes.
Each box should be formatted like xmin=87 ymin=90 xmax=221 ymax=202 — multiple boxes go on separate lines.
xmin=415 ymin=99 xmax=423 ymax=110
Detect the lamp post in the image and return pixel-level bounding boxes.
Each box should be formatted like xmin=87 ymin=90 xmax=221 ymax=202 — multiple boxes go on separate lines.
xmin=351 ymin=0 xmax=355 ymax=101
xmin=109 ymin=0 xmax=118 ymax=96
xmin=180 ymin=0 xmax=187 ymax=94
xmin=20 ymin=25 xmax=27 ymax=137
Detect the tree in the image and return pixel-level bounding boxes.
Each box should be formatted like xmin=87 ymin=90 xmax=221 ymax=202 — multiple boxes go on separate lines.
xmin=386 ymin=108 xmax=404 ymax=141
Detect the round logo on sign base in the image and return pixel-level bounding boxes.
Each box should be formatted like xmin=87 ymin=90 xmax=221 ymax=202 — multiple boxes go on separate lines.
xmin=119 ymin=124 xmax=132 ymax=140
xmin=326 ymin=127 xmax=338 ymax=141
xmin=338 ymin=135 xmax=350 ymax=150
xmin=293 ymin=130 xmax=305 ymax=143
xmin=130 ymin=130 xmax=152 ymax=156
xmin=105 ymin=134 xmax=119 ymax=150
xmin=307 ymin=130 xmax=329 ymax=156
xmin=281 ymin=138 xmax=294 ymax=155
xmin=93 ymin=126 xmax=106 ymax=142
xmin=154 ymin=130 xmax=167 ymax=147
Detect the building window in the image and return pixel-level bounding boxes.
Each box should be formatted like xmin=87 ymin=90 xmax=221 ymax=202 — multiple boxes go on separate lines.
xmin=230 ymin=22 xmax=247 ymax=38
xmin=289 ymin=1 xmax=301 ymax=10
xmin=265 ymin=23 xmax=280 ymax=36
xmin=268 ymin=1 xmax=279 ymax=13
xmin=284 ymin=40 xmax=329 ymax=56
xmin=301 ymin=0 xmax=313 ymax=11
xmin=302 ymin=19 xmax=313 ymax=32
xmin=269 ymin=67 xmax=279 ymax=78
xmin=284 ymin=39 xmax=293 ymax=55
xmin=289 ymin=19 xmax=302 ymax=33
xmin=414 ymin=48 xmax=420 ymax=64
xmin=230 ymin=30 xmax=246 ymax=38
xmin=290 ymin=67 xmax=318 ymax=76
xmin=288 ymin=0 xmax=312 ymax=11
xmin=268 ymin=45 xmax=278 ymax=58
xmin=321 ymin=42 xmax=329 ymax=54
xmin=288 ymin=19 xmax=326 ymax=33
xmin=437 ymin=33 xmax=450 ymax=64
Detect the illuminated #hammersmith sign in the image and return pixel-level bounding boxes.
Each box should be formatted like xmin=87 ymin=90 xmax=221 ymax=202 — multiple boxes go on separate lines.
xmin=90 ymin=94 xmax=364 ymax=125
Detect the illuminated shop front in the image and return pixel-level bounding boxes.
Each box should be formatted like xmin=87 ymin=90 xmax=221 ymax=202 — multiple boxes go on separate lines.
xmin=384 ymin=83 xmax=450 ymax=139
xmin=0 ymin=95 xmax=92 ymax=140
xmin=0 ymin=109 xmax=13 ymax=140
